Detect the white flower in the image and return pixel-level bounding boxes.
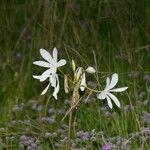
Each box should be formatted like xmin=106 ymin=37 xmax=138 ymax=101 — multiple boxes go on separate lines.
xmin=33 ymin=48 xmax=66 ymax=99
xmin=75 ymin=66 xmax=96 ymax=91
xmin=97 ymin=73 xmax=128 ymax=109
xmin=33 ymin=48 xmax=66 ymax=82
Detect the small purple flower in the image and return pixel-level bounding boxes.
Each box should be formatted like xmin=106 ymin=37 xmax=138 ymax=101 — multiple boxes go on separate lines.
xmin=102 ymin=143 xmax=111 ymax=150
xmin=16 ymin=52 xmax=23 ymax=61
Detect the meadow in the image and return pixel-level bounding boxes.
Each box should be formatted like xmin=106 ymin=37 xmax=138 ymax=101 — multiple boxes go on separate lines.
xmin=0 ymin=0 xmax=150 ymax=149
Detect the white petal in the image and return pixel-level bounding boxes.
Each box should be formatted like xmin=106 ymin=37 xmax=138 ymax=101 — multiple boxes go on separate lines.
xmin=41 ymin=83 xmax=50 ymax=95
xmin=86 ymin=67 xmax=96 ymax=74
xmin=33 ymin=75 xmax=41 ymax=80
xmin=53 ymin=47 xmax=58 ymax=62
xmin=40 ymin=49 xmax=53 ymax=63
xmin=50 ymin=74 xmax=56 ymax=87
xmin=107 ymin=92 xmax=121 ymax=108
xmin=40 ymin=69 xmax=52 ymax=82
xmin=33 ymin=61 xmax=51 ymax=68
xmin=97 ymin=91 xmax=106 ymax=99
xmin=57 ymin=59 xmax=66 ymax=67
xmin=106 ymin=95 xmax=113 ymax=109
xmin=106 ymin=73 xmax=118 ymax=90
xmin=53 ymin=74 xmax=59 ymax=100
xmin=104 ymin=77 xmax=110 ymax=90
xmin=110 ymin=87 xmax=128 ymax=92
xmin=50 ymin=66 xmax=57 ymax=74
xmin=80 ymin=73 xmax=86 ymax=91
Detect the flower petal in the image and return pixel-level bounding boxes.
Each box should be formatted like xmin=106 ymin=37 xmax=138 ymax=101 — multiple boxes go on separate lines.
xmin=110 ymin=87 xmax=128 ymax=92
xmin=104 ymin=77 xmax=110 ymax=90
xmin=57 ymin=59 xmax=66 ymax=67
xmin=33 ymin=75 xmax=41 ymax=80
xmin=106 ymin=73 xmax=118 ymax=90
xmin=53 ymin=47 xmax=58 ymax=62
xmin=40 ymin=68 xmax=52 ymax=82
xmin=106 ymin=95 xmax=113 ymax=109
xmin=53 ymin=74 xmax=59 ymax=100
xmin=107 ymin=92 xmax=121 ymax=108
xmin=41 ymin=83 xmax=50 ymax=95
xmin=97 ymin=91 xmax=106 ymax=99
xmin=33 ymin=61 xmax=51 ymax=68
xmin=50 ymin=66 xmax=57 ymax=74
xmin=40 ymin=49 xmax=53 ymax=63
xmin=50 ymin=74 xmax=56 ymax=87
xmin=80 ymin=73 xmax=86 ymax=91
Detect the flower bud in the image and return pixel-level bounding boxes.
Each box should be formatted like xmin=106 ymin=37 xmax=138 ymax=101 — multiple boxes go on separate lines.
xmin=75 ymin=67 xmax=83 ymax=81
xmin=72 ymin=59 xmax=76 ymax=72
xmin=64 ymin=75 xmax=69 ymax=93
xmin=86 ymin=67 xmax=96 ymax=74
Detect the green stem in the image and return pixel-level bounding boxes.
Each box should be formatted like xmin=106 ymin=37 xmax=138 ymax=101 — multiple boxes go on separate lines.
xmin=67 ymin=110 xmax=73 ymax=150
xmin=44 ymin=95 xmax=51 ymax=116
xmin=85 ymin=86 xmax=101 ymax=93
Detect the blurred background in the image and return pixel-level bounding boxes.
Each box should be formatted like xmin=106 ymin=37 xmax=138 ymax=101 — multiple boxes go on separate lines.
xmin=0 ymin=0 xmax=150 ymax=149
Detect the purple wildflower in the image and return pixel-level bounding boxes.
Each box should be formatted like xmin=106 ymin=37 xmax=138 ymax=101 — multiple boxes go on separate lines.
xmin=102 ymin=143 xmax=111 ymax=150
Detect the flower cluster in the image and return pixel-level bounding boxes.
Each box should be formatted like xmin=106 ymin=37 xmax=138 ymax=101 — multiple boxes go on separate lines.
xmin=33 ymin=48 xmax=128 ymax=108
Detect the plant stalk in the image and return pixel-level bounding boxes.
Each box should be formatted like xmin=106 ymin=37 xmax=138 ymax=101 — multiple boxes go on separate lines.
xmin=67 ymin=87 xmax=79 ymax=150
xmin=67 ymin=109 xmax=73 ymax=150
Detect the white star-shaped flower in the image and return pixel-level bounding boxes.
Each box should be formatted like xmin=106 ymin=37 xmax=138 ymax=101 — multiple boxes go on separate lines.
xmin=97 ymin=73 xmax=128 ymax=109
xmin=33 ymin=47 xmax=66 ymax=99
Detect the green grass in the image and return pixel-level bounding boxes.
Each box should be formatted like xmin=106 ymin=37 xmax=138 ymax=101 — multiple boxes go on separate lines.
xmin=0 ymin=0 xmax=150 ymax=149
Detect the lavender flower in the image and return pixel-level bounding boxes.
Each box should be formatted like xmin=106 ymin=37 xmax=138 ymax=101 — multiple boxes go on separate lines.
xmin=102 ymin=143 xmax=111 ymax=150
xmin=16 ymin=52 xmax=23 ymax=61
xmin=48 ymin=108 xmax=56 ymax=114
xmin=19 ymin=135 xmax=40 ymax=150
